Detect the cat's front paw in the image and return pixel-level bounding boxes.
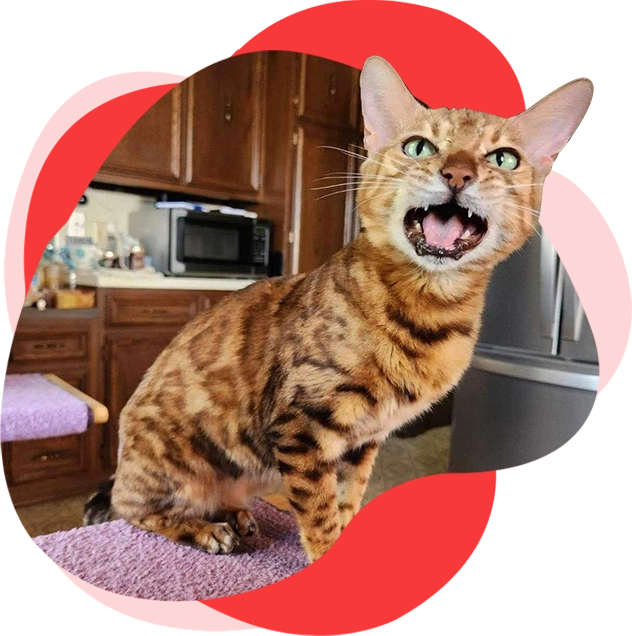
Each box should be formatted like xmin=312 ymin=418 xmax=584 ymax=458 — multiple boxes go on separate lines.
xmin=197 ymin=522 xmax=239 ymax=554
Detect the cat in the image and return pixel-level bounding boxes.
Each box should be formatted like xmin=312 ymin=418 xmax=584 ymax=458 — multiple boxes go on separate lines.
xmin=84 ymin=56 xmax=592 ymax=563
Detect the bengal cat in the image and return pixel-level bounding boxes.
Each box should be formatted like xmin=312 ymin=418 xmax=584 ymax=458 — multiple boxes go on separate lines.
xmin=84 ymin=57 xmax=592 ymax=563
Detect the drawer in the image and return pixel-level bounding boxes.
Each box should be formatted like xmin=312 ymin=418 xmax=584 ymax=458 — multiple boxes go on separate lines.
xmin=9 ymin=434 xmax=86 ymax=484
xmin=11 ymin=333 xmax=87 ymax=362
xmin=106 ymin=293 xmax=198 ymax=327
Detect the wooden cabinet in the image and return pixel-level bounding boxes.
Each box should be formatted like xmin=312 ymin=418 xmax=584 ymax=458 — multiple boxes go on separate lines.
xmin=96 ymin=288 xmax=231 ymax=469
xmin=298 ymin=55 xmax=359 ymax=131
xmin=4 ymin=309 xmax=105 ymax=506
xmin=293 ymin=122 xmax=356 ymax=274
xmin=104 ymin=288 xmax=198 ymax=327
xmin=103 ymin=330 xmax=177 ymax=467
xmin=185 ymin=53 xmax=265 ymax=199
xmin=3 ymin=289 xmax=233 ymax=505
xmin=289 ymin=55 xmax=362 ymax=274
xmin=92 ymin=52 xmax=363 ymax=275
xmin=93 ymin=53 xmax=266 ymax=202
xmin=97 ymin=86 xmax=185 ymax=190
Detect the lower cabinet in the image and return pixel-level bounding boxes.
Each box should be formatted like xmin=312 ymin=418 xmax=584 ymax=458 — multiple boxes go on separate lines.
xmin=3 ymin=288 xmax=232 ymax=506
xmin=4 ymin=309 xmax=105 ymax=506
xmin=104 ymin=330 xmax=179 ymax=467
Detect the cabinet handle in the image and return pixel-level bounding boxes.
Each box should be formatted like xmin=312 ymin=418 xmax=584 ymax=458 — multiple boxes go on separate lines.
xmin=33 ymin=342 xmax=64 ymax=350
xmin=329 ymin=73 xmax=337 ymax=97
xmin=142 ymin=308 xmax=168 ymax=315
xmin=35 ymin=452 xmax=62 ymax=462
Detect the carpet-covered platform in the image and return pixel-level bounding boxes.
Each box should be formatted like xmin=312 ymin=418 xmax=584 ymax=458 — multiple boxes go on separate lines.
xmin=34 ymin=498 xmax=308 ymax=601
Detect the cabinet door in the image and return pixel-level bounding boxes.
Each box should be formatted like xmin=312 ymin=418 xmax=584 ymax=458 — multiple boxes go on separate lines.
xmin=292 ymin=122 xmax=356 ymax=274
xmin=105 ymin=331 xmax=177 ymax=467
xmin=185 ymin=53 xmax=265 ymax=200
xmin=299 ymin=55 xmax=359 ymax=131
xmin=97 ymin=85 xmax=184 ymax=189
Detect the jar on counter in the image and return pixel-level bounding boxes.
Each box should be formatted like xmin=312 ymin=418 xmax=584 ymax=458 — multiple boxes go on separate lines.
xmin=129 ymin=244 xmax=146 ymax=270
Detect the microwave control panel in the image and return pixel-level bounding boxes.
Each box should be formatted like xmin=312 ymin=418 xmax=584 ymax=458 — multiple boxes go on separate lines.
xmin=253 ymin=224 xmax=270 ymax=265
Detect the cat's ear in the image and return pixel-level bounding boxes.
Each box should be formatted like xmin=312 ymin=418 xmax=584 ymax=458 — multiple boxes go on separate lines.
xmin=509 ymin=79 xmax=593 ymax=172
xmin=360 ymin=56 xmax=422 ymax=155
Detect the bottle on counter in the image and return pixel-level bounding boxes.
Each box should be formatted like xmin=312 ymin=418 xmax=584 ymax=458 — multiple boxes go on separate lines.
xmin=129 ymin=243 xmax=146 ymax=270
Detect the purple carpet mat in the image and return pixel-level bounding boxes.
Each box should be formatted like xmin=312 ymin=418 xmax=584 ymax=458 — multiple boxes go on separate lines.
xmin=34 ymin=498 xmax=308 ymax=601
xmin=1 ymin=373 xmax=90 ymax=442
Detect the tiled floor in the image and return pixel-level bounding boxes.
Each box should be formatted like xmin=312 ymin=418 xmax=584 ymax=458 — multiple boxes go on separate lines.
xmin=15 ymin=426 xmax=451 ymax=538
xmin=363 ymin=425 xmax=450 ymax=504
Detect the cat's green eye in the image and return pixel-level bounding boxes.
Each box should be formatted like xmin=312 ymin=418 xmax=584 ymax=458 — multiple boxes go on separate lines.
xmin=403 ymin=137 xmax=437 ymax=159
xmin=486 ymin=148 xmax=520 ymax=171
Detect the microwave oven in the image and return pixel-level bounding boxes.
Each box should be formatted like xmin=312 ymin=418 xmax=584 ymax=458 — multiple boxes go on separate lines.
xmin=129 ymin=207 xmax=271 ymax=278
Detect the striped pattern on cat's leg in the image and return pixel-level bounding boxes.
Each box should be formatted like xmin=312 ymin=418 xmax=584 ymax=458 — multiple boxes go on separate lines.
xmin=274 ymin=434 xmax=341 ymax=562
xmin=337 ymin=441 xmax=379 ymax=530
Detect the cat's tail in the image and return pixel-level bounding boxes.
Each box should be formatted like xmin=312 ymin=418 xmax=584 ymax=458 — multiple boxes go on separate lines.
xmin=83 ymin=477 xmax=115 ymax=526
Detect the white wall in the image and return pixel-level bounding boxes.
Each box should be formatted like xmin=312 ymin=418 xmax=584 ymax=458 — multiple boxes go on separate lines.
xmin=56 ymin=186 xmax=156 ymax=247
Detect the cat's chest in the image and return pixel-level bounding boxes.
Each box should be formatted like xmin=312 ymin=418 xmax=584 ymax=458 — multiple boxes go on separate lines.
xmin=351 ymin=397 xmax=432 ymax=446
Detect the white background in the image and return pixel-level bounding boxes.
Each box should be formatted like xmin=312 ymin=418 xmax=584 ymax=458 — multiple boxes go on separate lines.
xmin=0 ymin=0 xmax=632 ymax=636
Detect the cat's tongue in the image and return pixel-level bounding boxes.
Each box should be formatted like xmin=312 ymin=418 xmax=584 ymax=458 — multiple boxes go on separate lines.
xmin=422 ymin=212 xmax=464 ymax=249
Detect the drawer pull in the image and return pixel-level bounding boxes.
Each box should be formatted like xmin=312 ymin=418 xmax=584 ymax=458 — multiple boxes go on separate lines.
xmin=33 ymin=342 xmax=65 ymax=350
xmin=35 ymin=452 xmax=63 ymax=462
xmin=142 ymin=308 xmax=168 ymax=315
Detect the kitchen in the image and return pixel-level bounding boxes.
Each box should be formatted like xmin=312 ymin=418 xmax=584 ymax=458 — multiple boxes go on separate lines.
xmin=2 ymin=52 xmax=598 ymax=537
xmin=4 ymin=53 xmax=453 ymax=534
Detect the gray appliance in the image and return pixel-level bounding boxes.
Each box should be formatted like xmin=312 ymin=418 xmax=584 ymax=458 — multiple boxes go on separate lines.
xmin=449 ymin=232 xmax=599 ymax=472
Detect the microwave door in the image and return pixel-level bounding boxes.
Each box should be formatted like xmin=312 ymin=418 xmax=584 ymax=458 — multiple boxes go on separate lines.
xmin=169 ymin=209 xmax=187 ymax=274
xmin=171 ymin=210 xmax=259 ymax=277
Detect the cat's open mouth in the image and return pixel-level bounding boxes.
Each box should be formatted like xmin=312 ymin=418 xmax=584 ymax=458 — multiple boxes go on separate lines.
xmin=404 ymin=202 xmax=488 ymax=260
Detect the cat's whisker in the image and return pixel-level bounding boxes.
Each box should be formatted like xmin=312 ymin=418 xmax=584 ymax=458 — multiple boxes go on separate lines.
xmin=503 ymin=202 xmax=541 ymax=217
xmin=318 ymin=145 xmax=410 ymax=175
xmin=314 ymin=185 xmax=401 ymax=202
xmin=311 ymin=176 xmax=406 ymax=190
xmin=499 ymin=184 xmax=545 ymax=189
xmin=311 ymin=181 xmax=401 ymax=191
xmin=351 ymin=188 xmax=398 ymax=215
xmin=500 ymin=208 xmax=544 ymax=238
xmin=314 ymin=174 xmax=405 ymax=183
xmin=348 ymin=142 xmax=412 ymax=172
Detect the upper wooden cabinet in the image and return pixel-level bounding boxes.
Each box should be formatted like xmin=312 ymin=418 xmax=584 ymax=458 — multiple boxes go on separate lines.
xmin=98 ymin=86 xmax=184 ymax=189
xmin=185 ymin=53 xmax=265 ymax=199
xmin=298 ymin=55 xmax=359 ymax=131
xmin=94 ymin=53 xmax=266 ymax=202
xmin=293 ymin=122 xmax=355 ymax=274
xmin=92 ymin=52 xmax=363 ymax=275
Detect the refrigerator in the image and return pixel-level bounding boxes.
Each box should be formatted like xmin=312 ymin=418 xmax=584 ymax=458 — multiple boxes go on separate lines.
xmin=449 ymin=232 xmax=599 ymax=472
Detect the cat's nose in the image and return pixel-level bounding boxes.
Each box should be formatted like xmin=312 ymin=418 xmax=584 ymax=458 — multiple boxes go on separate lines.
xmin=440 ymin=153 xmax=477 ymax=191
xmin=441 ymin=165 xmax=475 ymax=191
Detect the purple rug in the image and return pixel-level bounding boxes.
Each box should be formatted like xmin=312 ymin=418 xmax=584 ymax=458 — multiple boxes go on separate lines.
xmin=1 ymin=373 xmax=90 ymax=442
xmin=34 ymin=499 xmax=308 ymax=601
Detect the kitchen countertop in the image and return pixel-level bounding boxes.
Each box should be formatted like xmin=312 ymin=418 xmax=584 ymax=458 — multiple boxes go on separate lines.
xmin=74 ymin=270 xmax=258 ymax=291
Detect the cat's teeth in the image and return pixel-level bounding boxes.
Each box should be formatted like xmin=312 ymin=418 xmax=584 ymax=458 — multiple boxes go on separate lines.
xmin=414 ymin=221 xmax=421 ymax=231
xmin=462 ymin=228 xmax=472 ymax=239
xmin=467 ymin=209 xmax=473 ymax=218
